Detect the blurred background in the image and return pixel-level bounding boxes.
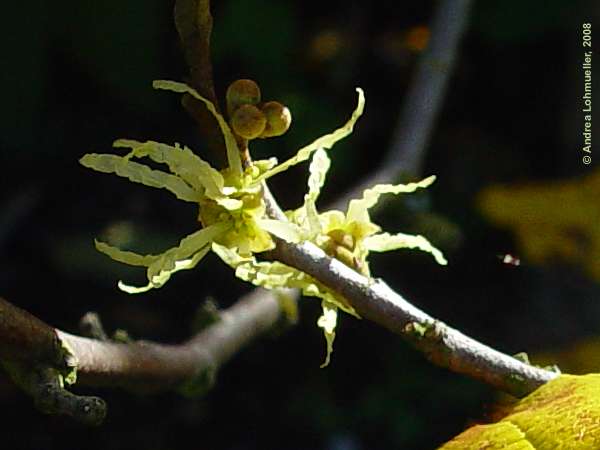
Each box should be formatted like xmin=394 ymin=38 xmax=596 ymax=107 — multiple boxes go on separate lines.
xmin=0 ymin=0 xmax=598 ymax=448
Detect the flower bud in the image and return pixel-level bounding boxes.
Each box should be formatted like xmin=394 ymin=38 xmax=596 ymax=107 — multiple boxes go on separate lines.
xmin=231 ymin=104 xmax=267 ymax=140
xmin=226 ymin=79 xmax=261 ymax=117
xmin=260 ymin=101 xmax=292 ymax=138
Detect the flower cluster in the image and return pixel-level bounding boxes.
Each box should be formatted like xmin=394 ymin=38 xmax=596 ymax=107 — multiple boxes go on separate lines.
xmin=81 ymin=80 xmax=446 ymax=365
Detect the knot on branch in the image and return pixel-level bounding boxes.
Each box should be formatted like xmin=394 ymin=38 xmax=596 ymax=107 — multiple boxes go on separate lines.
xmin=404 ymin=320 xmax=444 ymax=342
xmin=3 ymin=362 xmax=107 ymax=426
xmin=79 ymin=311 xmax=109 ymax=341
xmin=33 ymin=369 xmax=107 ymax=426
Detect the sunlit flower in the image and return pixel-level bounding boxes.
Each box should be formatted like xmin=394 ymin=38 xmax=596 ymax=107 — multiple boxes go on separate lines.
xmin=286 ymin=147 xmax=447 ymax=365
xmin=81 ymin=80 xmax=363 ymax=294
xmin=82 ymin=80 xmax=445 ymax=366
xmin=216 ymin=146 xmax=447 ymax=367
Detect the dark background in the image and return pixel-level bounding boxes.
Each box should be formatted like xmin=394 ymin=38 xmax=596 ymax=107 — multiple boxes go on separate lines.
xmin=1 ymin=0 xmax=598 ymax=449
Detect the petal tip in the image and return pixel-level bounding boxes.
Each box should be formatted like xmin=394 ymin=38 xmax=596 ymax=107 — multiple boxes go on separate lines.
xmin=117 ymin=280 xmax=152 ymax=294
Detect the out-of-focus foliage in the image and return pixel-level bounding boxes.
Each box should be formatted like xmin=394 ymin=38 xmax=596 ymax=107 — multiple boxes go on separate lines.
xmin=440 ymin=374 xmax=600 ymax=449
xmin=478 ymin=169 xmax=600 ymax=280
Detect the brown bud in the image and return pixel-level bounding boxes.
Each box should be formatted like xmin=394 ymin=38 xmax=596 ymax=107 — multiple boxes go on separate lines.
xmin=231 ymin=104 xmax=267 ymax=140
xmin=259 ymin=101 xmax=292 ymax=138
xmin=226 ymin=79 xmax=261 ymax=117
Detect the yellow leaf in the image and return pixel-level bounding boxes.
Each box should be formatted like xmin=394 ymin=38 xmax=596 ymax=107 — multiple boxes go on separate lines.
xmin=439 ymin=374 xmax=600 ymax=449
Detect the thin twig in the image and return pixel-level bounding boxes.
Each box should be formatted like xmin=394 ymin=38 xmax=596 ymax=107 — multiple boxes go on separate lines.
xmin=0 ymin=288 xmax=294 ymax=425
xmin=0 ymin=289 xmax=290 ymax=393
xmin=0 ymin=298 xmax=106 ymax=424
xmin=0 ymin=297 xmax=66 ymax=368
xmin=59 ymin=288 xmax=291 ymax=391
xmin=175 ymin=0 xmax=228 ymax=165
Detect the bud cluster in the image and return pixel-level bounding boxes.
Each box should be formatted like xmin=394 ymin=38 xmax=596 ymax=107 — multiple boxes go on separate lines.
xmin=226 ymin=79 xmax=292 ymax=140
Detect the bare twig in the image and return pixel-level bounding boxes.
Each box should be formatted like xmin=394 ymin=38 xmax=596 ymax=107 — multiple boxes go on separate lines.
xmin=1 ymin=289 xmax=290 ymax=393
xmin=174 ymin=0 xmax=227 ymax=165
xmin=59 ymin=288 xmax=291 ymax=391
xmin=0 ymin=297 xmax=67 ymax=368
xmin=0 ymin=289 xmax=294 ymax=424
xmin=0 ymin=298 xmax=106 ymax=424
xmin=388 ymin=0 xmax=472 ymax=175
xmin=79 ymin=312 xmax=109 ymax=341
xmin=174 ymin=0 xmax=216 ymax=103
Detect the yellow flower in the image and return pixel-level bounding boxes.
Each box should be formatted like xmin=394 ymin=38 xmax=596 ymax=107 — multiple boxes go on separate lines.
xmin=81 ymin=80 xmax=363 ymax=294
xmin=291 ymin=150 xmax=446 ymax=276
xmin=81 ymin=80 xmax=445 ymax=367
xmin=217 ymin=138 xmax=447 ymax=367
xmin=284 ymin=147 xmax=447 ymax=365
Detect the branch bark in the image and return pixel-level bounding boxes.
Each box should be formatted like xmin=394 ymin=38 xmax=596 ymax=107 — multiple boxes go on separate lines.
xmin=269 ymin=240 xmax=557 ymax=397
xmin=0 ymin=297 xmax=65 ymax=368
xmin=0 ymin=289 xmax=293 ymax=423
xmin=1 ymin=289 xmax=287 ymax=391
xmin=58 ymin=288 xmax=288 ymax=391
xmin=174 ymin=0 xmax=228 ymax=166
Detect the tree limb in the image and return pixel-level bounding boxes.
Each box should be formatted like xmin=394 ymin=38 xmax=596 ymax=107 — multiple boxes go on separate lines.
xmin=174 ymin=0 xmax=228 ymax=165
xmin=58 ymin=288 xmax=290 ymax=391
xmin=0 ymin=298 xmax=106 ymax=425
xmin=269 ymin=239 xmax=558 ymax=397
xmin=0 ymin=288 xmax=294 ymax=423
xmin=0 ymin=297 xmax=64 ymax=367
